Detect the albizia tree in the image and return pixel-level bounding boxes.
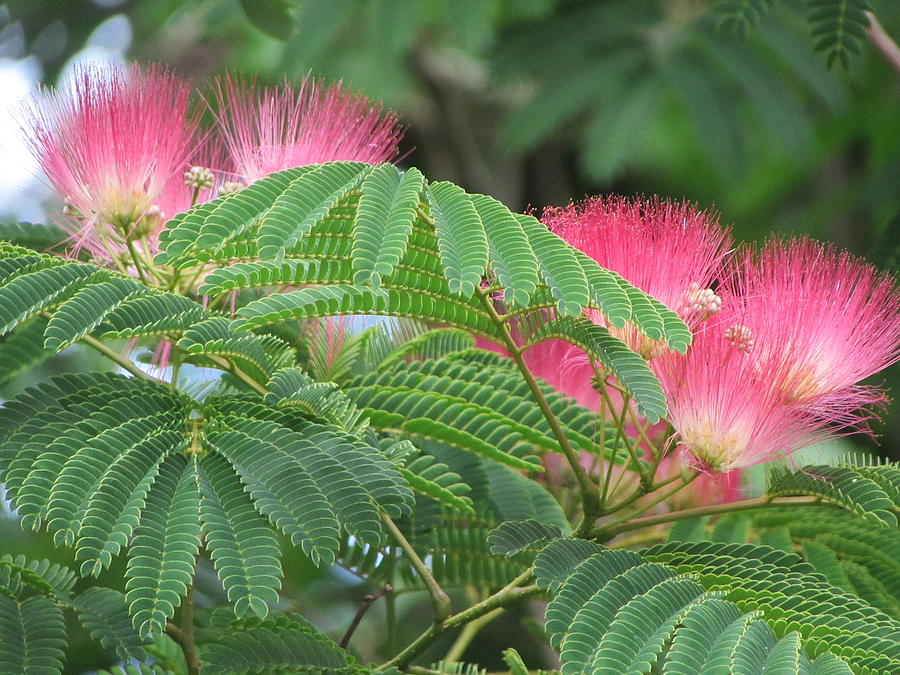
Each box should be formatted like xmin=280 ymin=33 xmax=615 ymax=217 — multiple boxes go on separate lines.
xmin=0 ymin=60 xmax=898 ymax=675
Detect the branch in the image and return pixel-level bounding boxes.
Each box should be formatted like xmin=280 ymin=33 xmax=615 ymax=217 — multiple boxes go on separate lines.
xmin=204 ymin=354 xmax=268 ymax=395
xmin=590 ymin=495 xmax=825 ymax=539
xmin=867 ymin=11 xmax=900 ymax=75
xmin=377 ymin=571 xmax=538 ymax=671
xmin=381 ymin=513 xmax=451 ymax=623
xmin=79 ymin=333 xmax=168 ymax=385
xmin=477 ymin=291 xmax=598 ymax=530
xmin=340 ymin=584 xmax=392 ymax=649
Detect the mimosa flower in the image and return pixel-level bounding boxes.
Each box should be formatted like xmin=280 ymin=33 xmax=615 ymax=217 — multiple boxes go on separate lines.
xmin=728 ymin=237 xmax=900 ymax=429
xmin=22 ymin=62 xmax=200 ymax=260
xmin=542 ymin=195 xmax=731 ymax=358
xmin=653 ymin=310 xmax=833 ymax=472
xmin=213 ymin=75 xmax=404 ymax=183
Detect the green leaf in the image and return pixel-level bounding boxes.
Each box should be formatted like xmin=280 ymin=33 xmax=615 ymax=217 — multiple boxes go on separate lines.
xmin=488 ymin=520 xmax=563 ymax=557
xmin=258 ymin=162 xmax=370 ymax=260
xmin=558 ymin=562 xmax=676 ymax=671
xmin=470 ymin=193 xmax=539 ymax=307
xmin=767 ymin=463 xmax=898 ymax=527
xmin=385 ymin=442 xmax=475 ymax=515
xmin=376 ymin=327 xmax=475 ymax=371
xmin=0 ymin=316 xmax=55 ymax=384
xmin=661 ymin=597 xmax=745 ymax=674
xmin=515 ymin=214 xmax=589 ymax=316
xmin=234 ymin=284 xmax=499 ymax=338
xmin=74 ymin=587 xmax=148 ymax=661
xmin=713 ymin=0 xmax=775 ymax=39
xmin=239 ymin=0 xmax=299 ymax=40
xmin=808 ymin=0 xmax=872 ymax=69
xmin=0 ymin=595 xmax=66 ymax=674
xmin=207 ymin=422 xmax=342 ymax=566
xmin=352 ymin=164 xmax=424 ymax=286
xmin=502 ymin=648 xmax=531 ymax=675
xmin=0 ymin=555 xmax=76 ymax=602
xmin=589 ymin=578 xmax=709 ymax=674
xmin=0 ymin=262 xmax=105 ymax=335
xmin=426 ymin=181 xmax=489 ymax=297
xmin=524 ymin=315 xmax=668 ymax=422
xmin=44 ymin=277 xmax=147 ymax=350
xmin=195 ymin=166 xmax=313 ymax=253
xmin=199 ymin=452 xmax=283 ymax=619
xmin=0 ymin=221 xmax=74 ymax=255
xmin=533 ymin=538 xmax=604 ymax=593
xmin=201 ymin=613 xmax=348 ymax=674
xmin=125 ymin=455 xmax=202 ymax=638
xmin=266 ymin=366 xmax=368 ymax=435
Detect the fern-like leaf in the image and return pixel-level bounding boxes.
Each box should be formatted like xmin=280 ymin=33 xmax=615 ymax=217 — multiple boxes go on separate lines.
xmin=488 ymin=520 xmax=563 ymax=557
xmin=74 ymin=587 xmax=148 ymax=661
xmin=259 ymin=161 xmax=370 ymax=260
xmin=353 ymin=164 xmax=424 ymax=286
xmin=524 ymin=315 xmax=668 ymax=422
xmin=808 ymin=0 xmax=872 ymax=69
xmin=0 ymin=594 xmax=67 ymax=675
xmin=199 ymin=452 xmax=283 ymax=619
xmin=125 ymin=454 xmax=202 ymax=638
xmin=767 ymin=462 xmax=898 ymax=527
xmin=426 ymin=181 xmax=489 ymax=297
xmin=471 ymin=193 xmax=539 ymax=307
xmin=200 ymin=613 xmax=349 ymax=674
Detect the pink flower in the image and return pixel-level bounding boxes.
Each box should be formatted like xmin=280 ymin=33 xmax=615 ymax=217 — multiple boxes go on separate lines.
xmin=727 ymin=237 xmax=900 ymax=430
xmin=22 ymin=62 xmax=200 ymax=261
xmin=542 ymin=196 xmax=731 ymax=358
xmin=212 ymin=75 xmax=404 ymax=183
xmin=653 ymin=309 xmax=834 ymax=472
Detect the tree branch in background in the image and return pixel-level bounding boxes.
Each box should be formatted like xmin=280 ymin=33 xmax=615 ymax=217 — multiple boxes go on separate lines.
xmin=867 ymin=11 xmax=900 ymax=75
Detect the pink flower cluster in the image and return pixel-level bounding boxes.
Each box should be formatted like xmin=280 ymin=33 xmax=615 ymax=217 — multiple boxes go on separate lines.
xmin=22 ymin=61 xmax=403 ymax=266
xmin=534 ymin=196 xmax=900 ymax=477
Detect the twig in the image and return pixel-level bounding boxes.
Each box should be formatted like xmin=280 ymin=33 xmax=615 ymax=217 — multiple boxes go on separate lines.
xmin=204 ymin=354 xmax=268 ymax=395
xmin=867 ymin=11 xmax=900 ymax=75
xmin=591 ymin=495 xmax=825 ymax=539
xmin=377 ymin=571 xmax=538 ymax=671
xmin=381 ymin=513 xmax=451 ymax=622
xmin=79 ymin=333 xmax=168 ymax=385
xmin=166 ymin=585 xmax=201 ymax=675
xmin=442 ymin=607 xmax=504 ymax=663
xmin=477 ymin=290 xmax=598 ymax=531
xmin=340 ymin=584 xmax=393 ymax=649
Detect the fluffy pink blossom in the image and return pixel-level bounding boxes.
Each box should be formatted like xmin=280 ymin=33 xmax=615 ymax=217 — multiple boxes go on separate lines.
xmin=212 ymin=75 xmax=404 ymax=183
xmin=725 ymin=237 xmax=900 ymax=429
xmin=22 ymin=62 xmax=201 ymax=260
xmin=653 ymin=309 xmax=835 ymax=473
xmin=541 ymin=196 xmax=731 ymax=358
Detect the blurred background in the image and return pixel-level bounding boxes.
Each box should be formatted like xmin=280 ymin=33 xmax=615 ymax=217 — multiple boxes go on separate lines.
xmin=0 ymin=1 xmax=898 ymax=671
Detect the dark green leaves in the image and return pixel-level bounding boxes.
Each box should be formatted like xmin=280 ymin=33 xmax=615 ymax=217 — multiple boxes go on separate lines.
xmin=201 ymin=613 xmax=348 ymax=674
xmin=0 ymin=595 xmax=67 ymax=675
xmin=239 ymin=0 xmax=299 ymax=40
xmin=767 ymin=461 xmax=899 ymax=527
xmin=471 ymin=193 xmax=539 ymax=306
xmin=808 ymin=0 xmax=872 ymax=69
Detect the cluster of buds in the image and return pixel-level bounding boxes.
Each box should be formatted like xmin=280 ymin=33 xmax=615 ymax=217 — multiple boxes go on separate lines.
xmin=184 ymin=165 xmax=215 ymax=191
